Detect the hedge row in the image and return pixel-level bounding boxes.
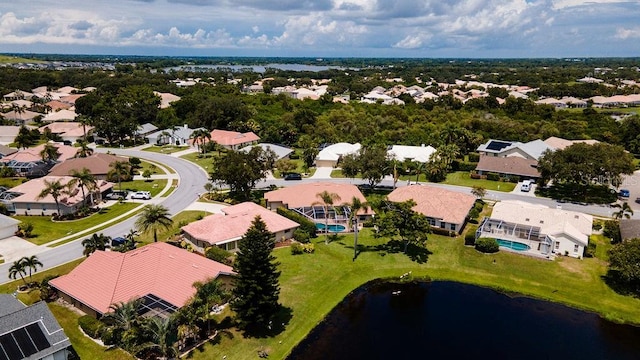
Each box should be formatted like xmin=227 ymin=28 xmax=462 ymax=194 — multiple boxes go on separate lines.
xmin=276 ymin=207 xmax=317 ymax=239
xmin=78 ymin=315 xmax=104 ymax=339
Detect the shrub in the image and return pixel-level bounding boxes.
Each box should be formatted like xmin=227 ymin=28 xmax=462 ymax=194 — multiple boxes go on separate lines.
xmin=452 ymin=160 xmax=477 ymax=172
xmin=78 ymin=315 xmax=104 ymax=339
xmin=0 ymin=203 xmax=7 ymax=215
xmin=486 ymin=172 xmax=501 ymax=181
xmin=101 ymin=327 xmax=119 ymax=346
xmin=585 ymin=241 xmax=597 ymax=258
xmin=603 ymin=220 xmax=621 ymax=244
xmin=465 ymin=227 xmax=477 ymax=246
xmin=293 ymin=229 xmax=311 ymax=243
xmin=430 ymin=227 xmax=456 ymax=237
xmin=205 ymin=246 xmax=233 ymax=265
xmin=470 ymin=172 xmax=482 ymax=180
xmin=291 ymin=242 xmax=304 ymax=255
xmin=475 ymin=238 xmax=499 ymax=253
xmin=469 ymin=208 xmax=480 ymax=221
xmin=468 ymin=152 xmax=480 ymax=162
xmin=592 ymin=222 xmax=603 ymax=231
xmin=303 ymin=243 xmax=315 ymax=253
xmin=128 ymin=157 xmax=142 ymax=169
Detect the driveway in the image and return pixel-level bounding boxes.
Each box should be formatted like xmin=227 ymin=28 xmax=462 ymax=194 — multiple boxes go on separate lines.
xmin=0 ymin=236 xmax=45 ymax=263
xmin=511 ymin=182 xmax=537 ymax=197
xmin=310 ymin=167 xmax=333 ymax=179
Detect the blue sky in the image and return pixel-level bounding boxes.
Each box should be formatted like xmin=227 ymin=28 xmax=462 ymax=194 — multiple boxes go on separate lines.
xmin=1 ymin=0 xmax=639 ymax=57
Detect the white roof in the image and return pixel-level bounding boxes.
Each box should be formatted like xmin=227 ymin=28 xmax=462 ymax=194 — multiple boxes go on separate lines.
xmin=240 ymin=143 xmax=293 ymax=160
xmin=490 ymin=200 xmax=592 ymax=246
xmin=388 ymin=145 xmax=436 ymax=163
xmin=42 ymin=109 xmax=77 ymax=122
xmin=317 ymin=143 xmax=361 ymax=161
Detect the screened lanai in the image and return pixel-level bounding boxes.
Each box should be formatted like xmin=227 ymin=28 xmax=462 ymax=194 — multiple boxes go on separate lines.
xmin=291 ymin=205 xmax=352 ymax=225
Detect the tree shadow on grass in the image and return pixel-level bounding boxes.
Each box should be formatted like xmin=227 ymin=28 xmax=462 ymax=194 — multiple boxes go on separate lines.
xmin=347 ymin=239 xmax=431 ymax=264
xmin=241 ymin=305 xmax=293 ymax=339
xmin=602 ymin=270 xmax=640 ymax=297
xmin=183 ymin=329 xmax=234 ymax=359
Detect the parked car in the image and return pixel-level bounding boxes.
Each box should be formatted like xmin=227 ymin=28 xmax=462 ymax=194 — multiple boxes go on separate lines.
xmin=619 ymin=189 xmax=630 ymax=199
xmin=635 ymin=197 xmax=640 ymax=204
xmin=130 ymin=191 xmax=151 ymax=200
xmin=284 ymin=173 xmax=302 ymax=180
xmin=521 ymin=180 xmax=533 ymax=192
xmin=105 ymin=190 xmax=128 ymax=200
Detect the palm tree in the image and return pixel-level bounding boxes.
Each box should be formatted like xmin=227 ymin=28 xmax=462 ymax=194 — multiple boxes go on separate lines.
xmin=135 ymin=204 xmax=173 ymax=243
xmin=77 ymin=115 xmax=92 ymax=142
xmin=81 ymin=233 xmax=111 ymax=256
xmin=314 ymin=191 xmax=341 ymax=244
xmin=139 ymin=317 xmax=178 ymax=359
xmin=40 ymin=143 xmax=61 ymax=162
xmin=109 ymin=160 xmax=131 ymax=191
xmin=159 ymin=130 xmax=171 ymax=145
xmin=8 ymin=260 xmax=27 ymax=287
xmin=191 ymin=128 xmax=211 ymax=154
xmin=113 ymin=230 xmax=138 ymax=252
xmin=69 ymin=168 xmax=97 ymax=206
xmin=37 ymin=179 xmax=67 ymax=216
xmin=344 ymin=196 xmax=369 ymax=260
xmin=103 ymin=299 xmax=142 ymax=350
xmin=612 ymin=202 xmax=634 ymax=220
xmin=21 ymin=255 xmax=43 ymax=283
xmin=76 ymin=140 xmax=93 ymax=158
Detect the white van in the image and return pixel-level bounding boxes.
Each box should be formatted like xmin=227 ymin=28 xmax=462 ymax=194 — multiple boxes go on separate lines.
xmin=521 ymin=180 xmax=532 ymax=192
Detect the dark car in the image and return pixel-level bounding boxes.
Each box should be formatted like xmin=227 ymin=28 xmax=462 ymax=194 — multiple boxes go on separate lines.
xmin=619 ymin=189 xmax=630 ymax=198
xmin=284 ymin=173 xmax=302 ymax=180
xmin=635 ymin=197 xmax=640 ymax=204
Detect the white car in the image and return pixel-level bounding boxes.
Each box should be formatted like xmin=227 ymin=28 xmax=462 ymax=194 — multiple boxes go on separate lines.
xmin=130 ymin=191 xmax=151 ymax=200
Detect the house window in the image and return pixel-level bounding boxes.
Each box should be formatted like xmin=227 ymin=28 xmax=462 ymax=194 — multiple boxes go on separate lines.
xmin=26 ymin=204 xmax=31 ymax=210
xmin=555 ymin=242 xmax=560 ymax=250
xmin=42 ymin=204 xmax=46 ymax=210
xmin=440 ymin=222 xmax=445 ymax=228
xmin=428 ymin=218 xmax=435 ymax=226
xmin=574 ymin=244 xmax=579 ymax=252
xmin=450 ymin=224 xmax=456 ymax=231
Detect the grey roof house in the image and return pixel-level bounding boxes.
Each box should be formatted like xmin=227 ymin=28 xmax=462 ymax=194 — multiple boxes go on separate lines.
xmin=240 ymin=143 xmax=293 ymax=160
xmin=146 ymin=125 xmax=205 ymax=146
xmin=477 ymin=139 xmax=553 ymax=161
xmin=0 ymin=294 xmax=74 ymax=360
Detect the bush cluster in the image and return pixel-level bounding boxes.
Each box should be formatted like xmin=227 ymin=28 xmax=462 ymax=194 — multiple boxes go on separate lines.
xmin=486 ymin=172 xmax=501 ymax=181
xmin=276 ymin=207 xmax=317 ymax=239
xmin=78 ymin=315 xmax=105 ymax=339
xmin=465 ymin=226 xmax=477 ymax=246
xmin=475 ymin=237 xmax=499 ymax=253
xmin=205 ymin=246 xmax=233 ymax=265
xmin=291 ymin=242 xmax=315 ymax=255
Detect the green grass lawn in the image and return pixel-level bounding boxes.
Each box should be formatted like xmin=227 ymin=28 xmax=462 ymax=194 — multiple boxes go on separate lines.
xmin=136 ymin=210 xmax=211 ymax=245
xmin=190 ymin=229 xmax=640 ymax=360
xmin=114 ymin=179 xmax=168 ymax=197
xmin=135 ymin=160 xmax=168 ymax=175
xmin=442 ymin=172 xmax=516 ymax=192
xmin=273 ymin=158 xmax=316 ymax=178
xmin=14 ymin=203 xmax=140 ymax=245
xmin=142 ymin=145 xmax=189 ymax=154
xmin=0 ymin=177 xmax=25 ymax=188
xmin=180 ymin=152 xmax=219 ymax=172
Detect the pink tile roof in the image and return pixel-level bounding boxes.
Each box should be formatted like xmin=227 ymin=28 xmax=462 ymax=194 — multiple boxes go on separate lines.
xmin=48 ymin=153 xmax=128 ymax=176
xmin=182 ymin=202 xmax=299 ymax=245
xmin=209 ymin=129 xmax=260 ymax=146
xmin=264 ymin=182 xmax=374 ymax=215
xmin=39 ymin=122 xmax=94 ymax=138
xmin=0 ymin=143 xmax=78 ymax=164
xmin=9 ymin=175 xmax=113 ymax=206
xmin=50 ymin=242 xmax=234 ymax=314
xmin=59 ymin=94 xmax=85 ymax=104
xmin=387 ymin=185 xmax=476 ymax=225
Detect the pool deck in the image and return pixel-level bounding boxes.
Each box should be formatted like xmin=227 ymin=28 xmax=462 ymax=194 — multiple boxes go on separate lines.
xmin=498 ymin=245 xmax=554 ymax=261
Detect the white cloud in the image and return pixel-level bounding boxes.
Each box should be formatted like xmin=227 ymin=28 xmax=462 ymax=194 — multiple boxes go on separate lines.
xmin=615 ymin=27 xmax=640 ymax=39
xmin=551 ymin=0 xmax=634 ymax=10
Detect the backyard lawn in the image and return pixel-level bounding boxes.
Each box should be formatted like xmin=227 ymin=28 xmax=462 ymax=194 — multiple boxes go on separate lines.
xmin=190 ymin=229 xmax=640 ymax=360
xmin=180 ymin=152 xmax=218 ymax=172
xmin=14 ymin=203 xmax=141 ymax=245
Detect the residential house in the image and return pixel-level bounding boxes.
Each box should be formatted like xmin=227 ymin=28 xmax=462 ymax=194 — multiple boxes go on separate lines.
xmin=0 ymin=126 xmax=24 ymax=145
xmin=38 ymin=122 xmax=94 ymax=143
xmin=182 ymin=202 xmax=300 ymax=252
xmin=475 ymin=155 xmax=540 ymax=180
xmin=50 ymin=242 xmax=234 ymax=318
xmin=0 ymin=214 xmax=20 ymax=239
xmin=315 ymin=142 xmax=361 ymax=168
xmin=618 ymin=219 xmax=640 ymax=242
xmin=2 ymin=109 xmax=42 ymax=125
xmin=387 ymin=144 xmax=436 ymax=163
xmin=209 ymin=129 xmax=260 ymax=150
xmin=146 ymin=125 xmax=205 ymax=146
xmin=48 ymin=153 xmax=129 ymax=180
xmin=543 ymin=136 xmax=599 ymax=151
xmin=476 ymin=200 xmax=592 ymax=259
xmin=45 ymin=100 xmax=73 ymax=111
xmin=0 ymin=294 xmax=74 ymax=359
xmin=154 ymin=92 xmax=181 ymax=109
xmin=41 ymin=109 xmax=77 ymax=123
xmin=387 ymin=185 xmax=476 ymax=234
xmin=8 ymin=175 xmax=113 ymax=216
xmin=477 ymin=139 xmax=553 ymax=161
xmin=135 ymin=123 xmax=159 ymax=138
xmin=264 ymin=182 xmax=374 ymax=227
xmin=240 ymin=143 xmax=293 ymax=160
xmin=0 ymin=143 xmax=78 ymax=176
xmin=0 ymin=144 xmax=17 ymax=157
xmin=2 ymin=90 xmax=35 ymax=101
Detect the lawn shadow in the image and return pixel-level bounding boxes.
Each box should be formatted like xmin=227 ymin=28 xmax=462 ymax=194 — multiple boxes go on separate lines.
xmin=183 ymin=329 xmax=234 ymax=359
xmin=348 ymin=239 xmax=431 ymax=264
xmin=241 ymin=305 xmax=293 ymax=339
xmin=602 ymin=270 xmax=640 ymax=297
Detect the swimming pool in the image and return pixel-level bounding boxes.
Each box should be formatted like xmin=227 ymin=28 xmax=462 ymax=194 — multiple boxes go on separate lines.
xmin=497 ymin=239 xmax=530 ymax=251
xmin=316 ymin=223 xmax=347 ymax=232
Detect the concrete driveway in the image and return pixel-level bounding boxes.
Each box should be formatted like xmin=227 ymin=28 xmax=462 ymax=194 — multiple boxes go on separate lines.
xmin=0 ymin=236 xmax=45 ymax=263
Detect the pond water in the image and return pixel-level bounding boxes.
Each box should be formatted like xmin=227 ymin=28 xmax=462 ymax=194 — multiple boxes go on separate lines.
xmin=287 ymin=281 xmax=640 ymax=360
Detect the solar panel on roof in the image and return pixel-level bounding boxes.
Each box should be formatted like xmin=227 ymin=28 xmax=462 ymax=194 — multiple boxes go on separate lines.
xmin=486 ymin=140 xmax=512 ymax=151
xmin=25 ymin=323 xmax=50 ymax=351
xmin=11 ymin=328 xmax=37 ymax=358
xmin=0 ymin=346 xmax=8 ymax=360
xmin=0 ymin=333 xmax=23 ymax=360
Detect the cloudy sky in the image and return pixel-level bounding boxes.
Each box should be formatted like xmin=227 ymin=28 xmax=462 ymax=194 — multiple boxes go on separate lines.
xmin=1 ymin=0 xmax=639 ymax=57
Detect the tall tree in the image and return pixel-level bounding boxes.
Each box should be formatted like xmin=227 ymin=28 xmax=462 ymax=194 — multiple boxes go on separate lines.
xmin=8 ymin=259 xmax=27 ymax=286
xmin=191 ymin=128 xmax=211 ymax=154
xmin=608 ymin=238 xmax=640 ymax=294
xmin=81 ymin=233 xmax=111 ymax=256
xmin=109 ymin=160 xmax=131 ymax=191
xmin=69 ymin=167 xmax=97 ymax=206
xmin=21 ymin=255 xmax=42 ymax=282
xmin=314 ymin=190 xmax=342 ymax=244
xmin=103 ymin=299 xmax=142 ymax=351
xmin=344 ymin=196 xmax=369 ymax=260
xmin=297 ymin=134 xmax=319 ymax=170
xmin=37 ymin=179 xmax=67 ymax=216
xmin=135 ymin=204 xmax=173 ymax=243
xmin=231 ymin=217 xmax=281 ymax=331
xmin=209 ymin=147 xmax=275 ymax=200
xmin=75 ymin=140 xmax=93 ymax=158
xmin=40 ymin=143 xmax=61 ymax=162
xmin=375 ymin=199 xmax=431 ymax=253
xmin=612 ymin=202 xmax=634 ymax=220
xmin=139 ymin=317 xmax=177 ymax=359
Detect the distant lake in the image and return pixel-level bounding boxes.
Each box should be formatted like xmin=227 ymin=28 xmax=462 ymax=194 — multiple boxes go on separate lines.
xmin=288 ymin=281 xmax=640 ymax=360
xmin=164 ymin=63 xmax=352 ymax=73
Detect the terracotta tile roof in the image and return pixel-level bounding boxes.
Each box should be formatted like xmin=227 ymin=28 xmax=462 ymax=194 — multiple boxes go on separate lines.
xmin=45 ymin=100 xmax=72 ymax=111
xmin=476 ymin=155 xmax=541 ymax=178
xmin=264 ymin=182 xmax=374 ymax=215
xmin=39 ymin=121 xmax=94 ymax=138
xmin=59 ymin=94 xmax=85 ymax=104
xmin=49 ymin=153 xmax=128 ymax=176
xmin=182 ymin=202 xmax=299 ymax=245
xmin=0 ymin=143 xmax=78 ymax=164
xmin=9 ymin=175 xmax=113 ymax=206
xmin=209 ymin=129 xmax=260 ymax=146
xmin=50 ymin=242 xmax=234 ymax=314
xmin=387 ymin=184 xmax=476 ymax=225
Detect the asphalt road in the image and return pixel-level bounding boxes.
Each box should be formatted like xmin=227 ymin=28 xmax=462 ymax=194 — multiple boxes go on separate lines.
xmin=0 ymin=149 xmax=209 ymax=282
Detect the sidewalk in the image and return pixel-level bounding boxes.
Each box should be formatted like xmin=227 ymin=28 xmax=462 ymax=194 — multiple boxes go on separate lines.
xmin=171 ymin=147 xmax=197 ymax=157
